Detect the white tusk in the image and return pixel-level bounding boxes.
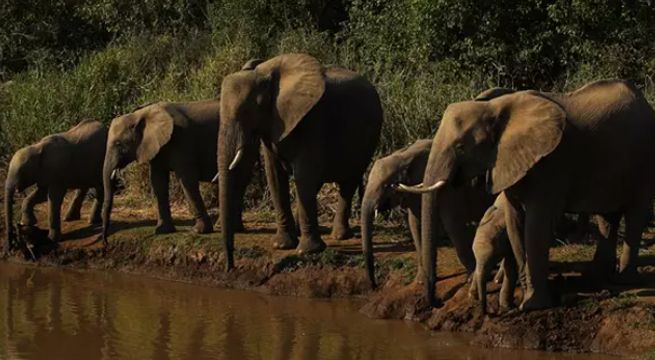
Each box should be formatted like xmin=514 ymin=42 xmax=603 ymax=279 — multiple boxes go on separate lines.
xmin=211 ymin=172 xmax=219 ymax=184
xmin=228 ymin=149 xmax=243 ymax=170
xmin=110 ymin=169 xmax=120 ymax=181
xmin=395 ymin=180 xmax=446 ymax=194
xmin=374 ymin=208 xmax=379 ymax=219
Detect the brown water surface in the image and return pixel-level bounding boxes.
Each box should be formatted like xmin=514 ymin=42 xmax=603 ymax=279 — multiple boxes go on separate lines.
xmin=0 ymin=262 xmax=615 ymax=359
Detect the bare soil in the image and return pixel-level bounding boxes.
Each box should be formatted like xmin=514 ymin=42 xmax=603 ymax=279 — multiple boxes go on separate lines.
xmin=3 ymin=197 xmax=655 ymax=357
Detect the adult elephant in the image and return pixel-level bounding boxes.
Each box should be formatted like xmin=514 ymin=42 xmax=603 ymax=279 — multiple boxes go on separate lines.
xmin=4 ymin=120 xmax=107 ymax=250
xmin=218 ymin=53 xmax=383 ymax=270
xmin=360 ymin=139 xmax=493 ymax=287
xmin=101 ymin=99 xmax=258 ymax=244
xmin=399 ymin=80 xmax=655 ymax=310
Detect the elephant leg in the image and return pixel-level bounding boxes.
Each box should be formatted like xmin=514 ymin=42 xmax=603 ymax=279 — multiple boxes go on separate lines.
xmin=520 ymin=206 xmax=554 ymax=311
xmin=295 ymin=177 xmax=325 ymax=255
xmin=504 ymin=195 xmax=526 ymax=290
xmin=178 ymin=172 xmax=212 ymax=234
xmin=499 ymin=254 xmax=518 ymax=311
xmin=89 ymin=187 xmax=103 ymax=225
xmin=150 ymin=167 xmax=176 ymax=234
xmin=407 ymin=204 xmax=424 ymax=283
xmin=64 ymin=188 xmax=87 ymax=221
xmin=20 ymin=186 xmax=47 ymax=226
xmin=330 ymin=181 xmax=357 ymax=240
xmin=263 ymin=147 xmax=297 ymax=249
xmin=441 ymin=211 xmax=476 ymax=275
xmin=619 ymin=206 xmax=649 ymax=279
xmin=47 ymin=187 xmax=66 ymax=242
xmin=592 ymin=213 xmax=620 ymax=279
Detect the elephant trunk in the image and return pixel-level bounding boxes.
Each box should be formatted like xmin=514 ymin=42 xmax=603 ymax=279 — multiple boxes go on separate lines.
xmin=420 ymin=140 xmax=456 ymax=307
xmin=101 ymin=152 xmax=118 ymax=244
xmin=360 ymin=195 xmax=377 ymax=288
xmin=4 ymin=178 xmax=16 ymax=252
xmin=218 ymin=123 xmax=244 ymax=271
xmin=476 ymin=265 xmax=488 ymax=314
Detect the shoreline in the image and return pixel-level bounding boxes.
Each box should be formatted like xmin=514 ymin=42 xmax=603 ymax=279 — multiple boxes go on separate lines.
xmin=4 ymin=205 xmax=655 ymax=357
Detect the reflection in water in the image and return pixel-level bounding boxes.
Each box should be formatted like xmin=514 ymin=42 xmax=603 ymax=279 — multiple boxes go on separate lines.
xmin=0 ymin=262 xmax=612 ymax=360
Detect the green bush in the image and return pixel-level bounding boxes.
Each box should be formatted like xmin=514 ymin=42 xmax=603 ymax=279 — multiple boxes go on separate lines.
xmin=1 ymin=0 xmax=654 ymax=210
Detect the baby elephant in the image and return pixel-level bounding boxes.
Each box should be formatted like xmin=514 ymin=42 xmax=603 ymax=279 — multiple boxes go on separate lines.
xmin=4 ymin=120 xmax=108 ymax=251
xmin=469 ymin=193 xmax=518 ymax=313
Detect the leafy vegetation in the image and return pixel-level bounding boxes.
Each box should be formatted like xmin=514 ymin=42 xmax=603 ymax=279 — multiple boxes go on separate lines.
xmin=1 ymin=0 xmax=654 ymax=204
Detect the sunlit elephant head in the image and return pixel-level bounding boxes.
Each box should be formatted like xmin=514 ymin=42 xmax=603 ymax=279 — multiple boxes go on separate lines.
xmin=398 ymin=91 xmax=566 ymax=305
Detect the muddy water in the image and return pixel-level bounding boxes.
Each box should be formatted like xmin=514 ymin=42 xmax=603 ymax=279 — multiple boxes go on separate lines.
xmin=0 ymin=262 xmax=613 ymax=360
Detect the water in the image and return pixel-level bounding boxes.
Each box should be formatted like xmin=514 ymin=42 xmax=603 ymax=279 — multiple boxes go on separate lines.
xmin=0 ymin=262 xmax=613 ymax=360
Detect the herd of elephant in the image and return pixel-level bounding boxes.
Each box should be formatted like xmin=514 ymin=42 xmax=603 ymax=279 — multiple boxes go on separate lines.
xmin=5 ymin=53 xmax=655 ymax=312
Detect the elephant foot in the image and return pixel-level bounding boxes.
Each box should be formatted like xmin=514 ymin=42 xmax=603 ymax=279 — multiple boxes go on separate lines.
xmin=20 ymin=214 xmax=38 ymax=226
xmin=468 ymin=281 xmax=478 ymax=300
xmin=193 ymin=219 xmax=213 ymax=234
xmin=330 ymin=226 xmax=354 ymax=241
xmin=155 ymin=222 xmax=177 ymax=235
xmin=519 ymin=290 xmax=552 ymax=311
xmin=499 ymin=292 xmax=515 ymax=311
xmin=272 ymin=231 xmax=299 ymax=250
xmin=297 ymin=235 xmax=326 ymax=255
xmin=47 ymin=230 xmax=61 ymax=243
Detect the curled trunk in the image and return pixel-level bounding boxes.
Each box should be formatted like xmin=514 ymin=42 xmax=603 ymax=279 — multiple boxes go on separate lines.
xmin=4 ymin=180 xmax=16 ymax=252
xmin=360 ymin=197 xmax=376 ymax=288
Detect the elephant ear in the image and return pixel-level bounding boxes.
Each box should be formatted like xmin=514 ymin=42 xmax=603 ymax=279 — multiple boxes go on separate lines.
xmin=135 ymin=104 xmax=175 ymax=164
xmin=241 ymin=58 xmax=264 ymax=70
xmin=474 ymin=87 xmax=515 ymax=101
xmin=490 ymin=92 xmax=566 ymax=194
xmin=256 ymin=53 xmax=326 ymax=142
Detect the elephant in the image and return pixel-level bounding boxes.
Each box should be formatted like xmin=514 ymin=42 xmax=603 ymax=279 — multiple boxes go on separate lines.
xmin=218 ymin=53 xmax=383 ymax=270
xmin=398 ymin=80 xmax=655 ymax=310
xmin=360 ymin=139 xmax=494 ymax=287
xmin=4 ymin=119 xmax=107 ymax=250
xmin=471 ymin=192 xmax=622 ymax=313
xmin=469 ymin=192 xmax=518 ymax=313
xmin=101 ymin=99 xmax=258 ymax=244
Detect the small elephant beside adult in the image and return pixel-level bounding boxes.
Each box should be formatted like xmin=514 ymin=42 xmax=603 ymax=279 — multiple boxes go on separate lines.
xmin=218 ymin=53 xmax=383 ymax=270
xmin=4 ymin=120 xmax=107 ymax=251
xmin=470 ymin=192 xmax=622 ymax=313
xmin=101 ymin=99 xmax=259 ymax=244
xmin=360 ymin=139 xmax=493 ymax=287
xmin=400 ymin=79 xmax=655 ymax=310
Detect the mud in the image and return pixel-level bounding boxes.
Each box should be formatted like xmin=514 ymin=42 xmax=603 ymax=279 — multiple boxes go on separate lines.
xmin=3 ymin=198 xmax=655 ymax=357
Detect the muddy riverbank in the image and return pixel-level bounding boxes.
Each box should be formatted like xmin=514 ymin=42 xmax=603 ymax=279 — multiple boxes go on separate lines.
xmin=3 ymin=200 xmax=655 ymax=357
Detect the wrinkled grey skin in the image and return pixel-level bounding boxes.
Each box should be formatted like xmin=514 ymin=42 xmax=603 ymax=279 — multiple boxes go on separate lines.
xmin=361 ymin=139 xmax=493 ymax=288
xmin=101 ymin=99 xmax=258 ymax=244
xmin=401 ymin=80 xmax=655 ymax=310
xmin=4 ymin=120 xmax=107 ymax=251
xmin=218 ymin=54 xmax=383 ymax=270
xmin=469 ymin=193 xmax=518 ymax=313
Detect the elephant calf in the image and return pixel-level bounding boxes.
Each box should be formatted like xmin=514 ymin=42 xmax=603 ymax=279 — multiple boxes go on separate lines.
xmin=361 ymin=139 xmax=494 ymax=288
xmin=469 ymin=193 xmax=518 ymax=313
xmin=101 ymin=99 xmax=258 ymax=244
xmin=4 ymin=120 xmax=107 ymax=250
